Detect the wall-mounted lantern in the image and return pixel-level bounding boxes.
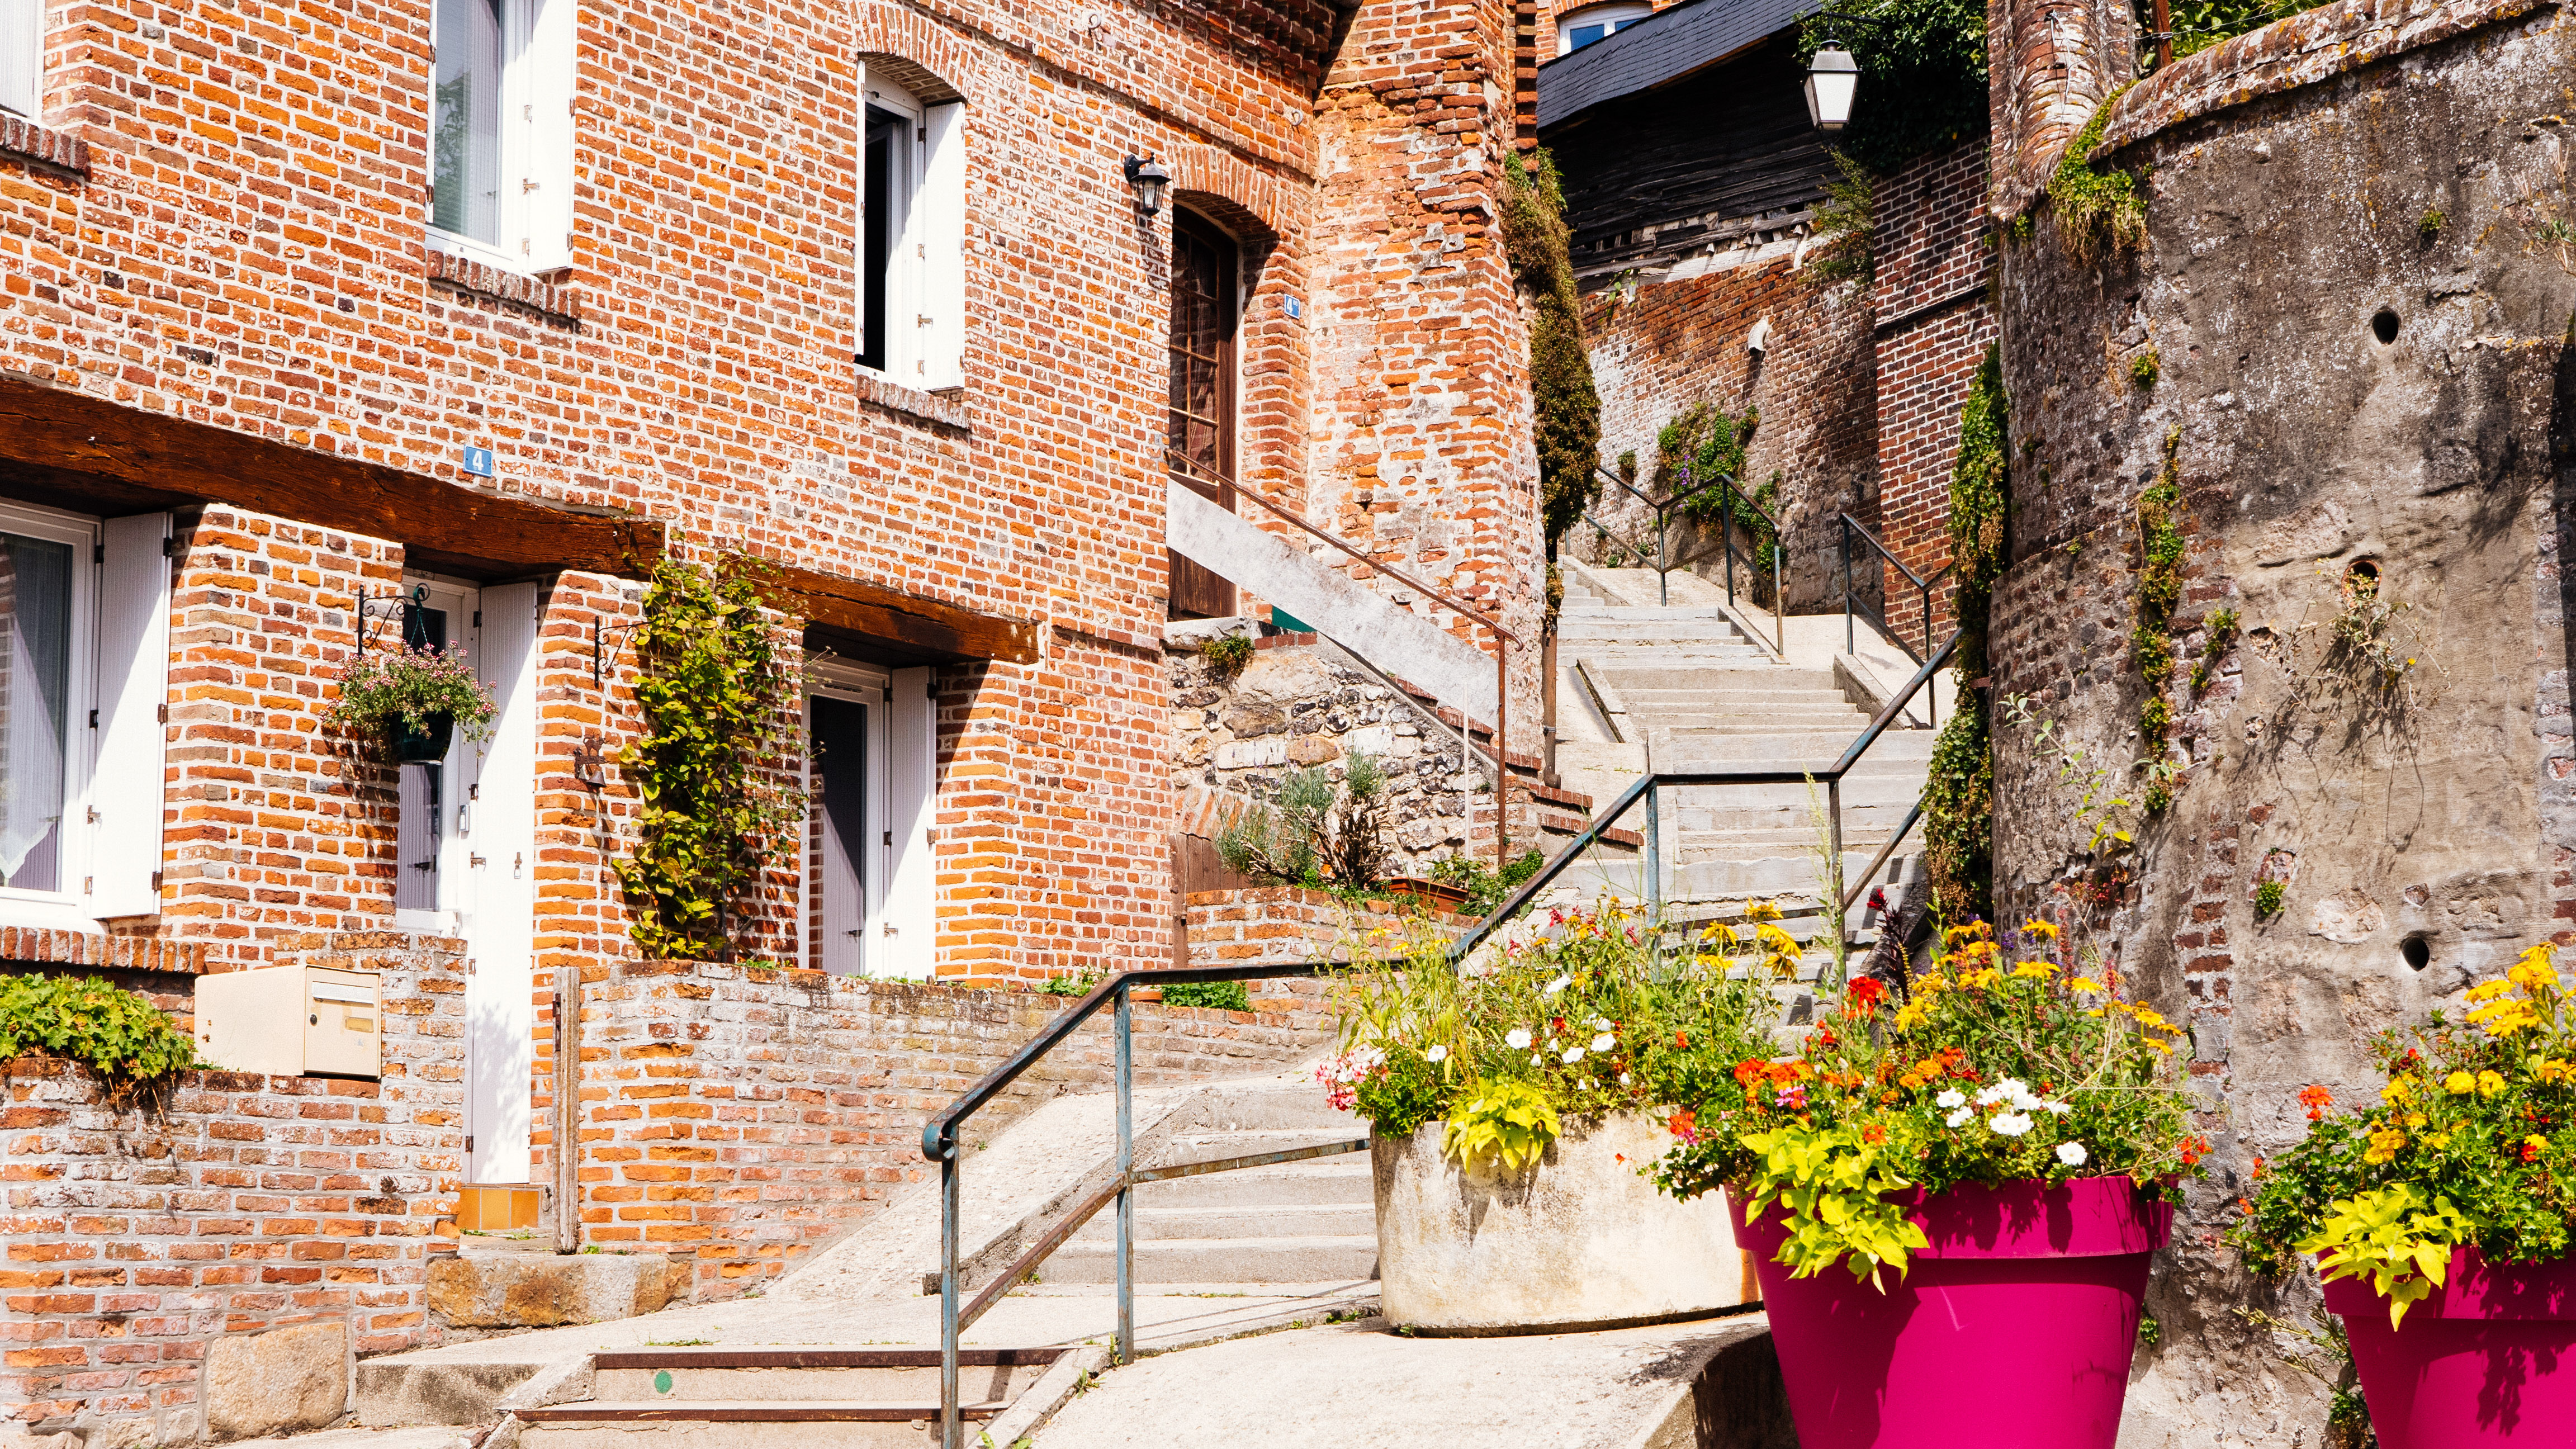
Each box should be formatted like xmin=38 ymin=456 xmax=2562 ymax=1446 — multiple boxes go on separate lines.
xmin=1804 ymin=45 xmax=1860 ymax=131
xmin=1123 ymin=155 xmax=1171 ymax=216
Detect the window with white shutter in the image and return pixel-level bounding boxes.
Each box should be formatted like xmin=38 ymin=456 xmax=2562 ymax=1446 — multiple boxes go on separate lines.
xmin=91 ymin=513 xmax=171 ymax=920
xmin=429 ymin=0 xmax=577 ymax=273
xmin=854 ymin=69 xmax=965 ymax=389
xmin=0 ymin=0 xmax=40 ymax=118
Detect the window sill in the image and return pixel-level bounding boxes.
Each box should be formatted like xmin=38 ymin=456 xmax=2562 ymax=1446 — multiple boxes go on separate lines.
xmin=426 ymin=245 xmax=581 ymax=327
xmin=0 ymin=114 xmax=89 ymax=178
xmin=394 ymin=908 xmax=460 ymax=934
xmin=854 ymin=372 xmax=970 ymax=432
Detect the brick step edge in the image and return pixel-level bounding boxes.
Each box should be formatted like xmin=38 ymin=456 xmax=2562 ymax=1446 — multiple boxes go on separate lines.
xmin=1538 ymin=813 xmax=1643 ymax=848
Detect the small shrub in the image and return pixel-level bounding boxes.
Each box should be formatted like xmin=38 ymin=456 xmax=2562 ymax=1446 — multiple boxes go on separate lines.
xmin=1429 ymin=849 xmax=1544 ymax=915
xmin=2255 ymin=879 xmax=2287 ymax=917
xmin=1161 ymin=980 xmax=1252 ymax=1012
xmin=0 ymin=975 xmax=202 ymax=1098
xmin=2419 ymin=207 xmax=2445 ymax=242
xmin=2130 ymin=349 xmax=2160 ymax=389
xmin=1216 ymin=755 xmax=1390 ymax=889
xmin=1201 ymin=633 xmax=1253 ymax=675
xmin=1038 ymin=968 xmax=1101 ymax=998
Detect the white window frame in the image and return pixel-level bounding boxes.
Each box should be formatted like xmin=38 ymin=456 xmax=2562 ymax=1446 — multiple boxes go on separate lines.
xmin=427 ymin=0 xmax=575 ymax=275
xmin=0 ymin=0 xmax=40 ymax=119
xmin=855 ymin=66 xmax=965 ymax=390
xmin=0 ymin=499 xmax=98 ymax=929
xmin=1556 ymin=2 xmax=1650 ymax=53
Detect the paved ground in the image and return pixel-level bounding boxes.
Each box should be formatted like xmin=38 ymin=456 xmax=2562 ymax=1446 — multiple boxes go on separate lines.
xmin=1032 ymin=1311 xmax=1773 ymax=1449
xmin=225 ymin=1432 xmax=474 ymax=1449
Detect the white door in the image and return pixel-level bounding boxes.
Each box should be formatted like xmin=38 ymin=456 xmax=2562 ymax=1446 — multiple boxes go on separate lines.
xmin=880 ymin=665 xmax=935 ymax=979
xmin=808 ymin=663 xmax=888 ymax=975
xmin=465 ymin=581 xmax=539 ymax=1184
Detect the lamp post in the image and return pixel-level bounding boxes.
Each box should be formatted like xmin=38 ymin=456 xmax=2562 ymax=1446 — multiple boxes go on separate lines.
xmin=1122 ymin=155 xmax=1171 ymax=216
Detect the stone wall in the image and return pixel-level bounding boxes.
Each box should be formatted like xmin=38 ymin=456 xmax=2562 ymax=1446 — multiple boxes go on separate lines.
xmin=0 ymin=932 xmax=465 ymax=1446
xmin=1984 ymin=0 xmax=2576 ymax=1441
xmin=570 ymin=959 xmax=1341 ymax=1300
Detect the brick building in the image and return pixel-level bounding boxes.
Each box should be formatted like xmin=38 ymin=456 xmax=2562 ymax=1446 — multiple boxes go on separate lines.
xmin=1537 ymin=0 xmax=1992 ymax=629
xmin=0 ymin=0 xmax=1541 ymax=1433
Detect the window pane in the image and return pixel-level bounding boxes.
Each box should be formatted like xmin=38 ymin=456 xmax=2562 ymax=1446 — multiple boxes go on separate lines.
xmin=433 ymin=0 xmax=503 ymax=244
xmin=0 ymin=534 xmax=70 ymax=891
xmin=860 ymin=108 xmax=902 ymax=372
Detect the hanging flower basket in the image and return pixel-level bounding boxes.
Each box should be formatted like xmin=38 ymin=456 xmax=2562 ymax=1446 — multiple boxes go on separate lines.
xmin=1735 ymin=1177 xmax=2170 ymax=1449
xmin=326 ymin=645 xmax=496 ymax=762
xmin=388 ymin=713 xmax=456 ymax=764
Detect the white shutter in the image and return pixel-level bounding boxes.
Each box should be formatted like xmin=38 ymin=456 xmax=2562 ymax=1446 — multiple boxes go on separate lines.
xmin=851 ymin=60 xmax=870 ymax=364
xmin=465 ymin=583 xmax=539 ymax=1183
xmin=91 ymin=513 xmax=169 ymax=918
xmin=881 ymin=666 xmax=935 ymax=979
xmin=0 ymin=0 xmax=37 ymax=117
xmin=917 ymin=102 xmax=965 ymax=390
xmin=516 ymin=0 xmax=576 ymax=271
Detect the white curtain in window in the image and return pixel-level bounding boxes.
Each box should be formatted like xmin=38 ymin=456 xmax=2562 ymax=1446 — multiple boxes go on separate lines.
xmin=0 ymin=0 xmax=39 ymax=119
xmin=0 ymin=534 xmax=70 ymax=891
xmin=434 ymin=0 xmax=503 ymax=244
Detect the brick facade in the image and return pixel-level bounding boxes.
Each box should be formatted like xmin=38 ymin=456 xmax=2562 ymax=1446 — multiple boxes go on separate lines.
xmin=1183 ymin=885 xmax=1471 ymax=972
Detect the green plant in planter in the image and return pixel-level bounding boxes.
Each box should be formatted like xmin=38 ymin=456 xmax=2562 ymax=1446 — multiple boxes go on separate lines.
xmin=613 ymin=555 xmax=804 ymax=960
xmin=1216 ymin=755 xmax=1389 ymax=890
xmin=327 ymin=645 xmax=497 ymax=760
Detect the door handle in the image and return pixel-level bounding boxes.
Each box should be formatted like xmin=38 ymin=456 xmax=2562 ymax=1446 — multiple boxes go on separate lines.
xmin=470 ymin=854 xmax=487 ymax=868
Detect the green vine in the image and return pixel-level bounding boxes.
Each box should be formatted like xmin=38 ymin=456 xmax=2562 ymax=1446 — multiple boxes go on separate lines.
xmin=1506 ymin=148 xmax=1602 ymax=553
xmin=1922 ymin=345 xmax=2009 ymax=926
xmin=1660 ymin=405 xmax=1778 ymax=577
xmin=2046 ymin=87 xmax=2149 ymax=258
xmin=614 ymin=554 xmax=806 ymax=960
xmin=1807 ymin=151 xmax=1877 ymax=287
xmin=1796 ymin=0 xmax=1988 ymax=175
xmin=2133 ymin=429 xmax=2186 ymax=789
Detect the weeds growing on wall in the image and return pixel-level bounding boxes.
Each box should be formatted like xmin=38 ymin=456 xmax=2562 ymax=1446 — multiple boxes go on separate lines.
xmin=1921 ymin=346 xmax=2009 ymax=927
xmin=614 ymin=553 xmax=806 ymax=960
xmin=1217 ymin=756 xmax=1391 ymax=891
xmin=1808 ymin=151 xmax=1878 ymax=287
xmin=1658 ymin=405 xmax=1778 ymax=579
xmin=2132 ymin=429 xmax=2186 ymax=797
xmin=2045 ymin=89 xmax=2149 ymax=258
xmin=0 ymin=976 xmax=202 ymax=1102
xmin=1506 ymin=149 xmax=1602 ymax=553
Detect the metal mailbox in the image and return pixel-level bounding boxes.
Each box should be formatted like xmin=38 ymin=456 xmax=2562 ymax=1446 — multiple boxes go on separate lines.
xmin=196 ymin=965 xmax=383 ymax=1079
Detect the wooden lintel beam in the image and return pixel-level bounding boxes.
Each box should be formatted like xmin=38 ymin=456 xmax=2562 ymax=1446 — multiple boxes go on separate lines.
xmin=0 ymin=371 xmax=665 ymax=579
xmin=761 ymin=560 xmax=1040 ymax=665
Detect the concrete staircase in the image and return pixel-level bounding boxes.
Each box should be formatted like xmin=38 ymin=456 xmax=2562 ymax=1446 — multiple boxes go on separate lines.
xmin=1549 ymin=559 xmax=1934 ymax=963
xmin=517 ymin=1347 xmax=1062 ymax=1445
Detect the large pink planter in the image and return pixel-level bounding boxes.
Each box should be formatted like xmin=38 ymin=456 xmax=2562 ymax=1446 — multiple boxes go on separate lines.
xmin=2323 ymin=1247 xmax=2576 ymax=1446
xmin=1731 ymin=1177 xmax=2171 ymax=1449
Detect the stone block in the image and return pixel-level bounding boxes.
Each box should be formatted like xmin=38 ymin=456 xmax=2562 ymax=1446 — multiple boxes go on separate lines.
xmin=426 ymin=1249 xmax=675 ymax=1329
xmin=202 ymin=1321 xmax=348 ymax=1440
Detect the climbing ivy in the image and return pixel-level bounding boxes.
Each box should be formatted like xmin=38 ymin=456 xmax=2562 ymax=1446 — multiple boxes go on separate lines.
xmin=1921 ymin=345 xmax=2009 ymax=927
xmin=2132 ymin=429 xmax=2187 ymax=803
xmin=614 ymin=554 xmax=806 ymax=960
xmin=1659 ymin=404 xmax=1779 ymax=577
xmin=1806 ymin=152 xmax=1877 ymax=287
xmin=1505 ymin=148 xmax=1602 ymax=553
xmin=2044 ymin=87 xmax=2148 ymax=258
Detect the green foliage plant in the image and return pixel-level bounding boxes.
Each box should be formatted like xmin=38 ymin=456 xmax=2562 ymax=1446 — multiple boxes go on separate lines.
xmin=613 ymin=554 xmax=805 ymax=960
xmin=1161 ymin=981 xmax=1252 ymax=1012
xmin=1797 ymin=0 xmax=1988 ymax=174
xmin=2046 ymin=88 xmax=2149 ymax=258
xmin=1216 ymin=755 xmax=1390 ymax=890
xmin=1429 ymin=849 xmax=1544 ymax=915
xmin=1654 ymin=918 xmax=2205 ymax=1286
xmin=2419 ymin=207 xmax=2446 ymax=242
xmin=1807 ymin=151 xmax=1877 ymax=287
xmin=2255 ymin=878 xmax=2287 ymax=917
xmin=2130 ymin=349 xmax=2161 ymax=389
xmin=0 ymin=975 xmax=203 ymax=1100
xmin=2191 ymin=606 xmax=2240 ymax=693
xmin=1505 ymin=148 xmax=1602 ymax=553
xmin=1201 ymin=633 xmax=1253 ymax=676
xmin=2133 ymin=428 xmax=2186 ymax=766
xmin=1658 ymin=405 xmax=1777 ymax=578
xmin=2137 ymin=0 xmax=2337 ymax=67
xmin=2236 ymin=944 xmax=2576 ymax=1325
xmin=1317 ymin=902 xmax=1785 ymax=1162
xmin=328 ymin=645 xmax=498 ymax=749
xmin=1922 ymin=345 xmax=2008 ymax=926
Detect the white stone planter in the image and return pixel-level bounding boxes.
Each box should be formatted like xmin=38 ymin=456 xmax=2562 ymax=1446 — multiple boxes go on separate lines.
xmin=1372 ymin=1111 xmax=1756 ymax=1336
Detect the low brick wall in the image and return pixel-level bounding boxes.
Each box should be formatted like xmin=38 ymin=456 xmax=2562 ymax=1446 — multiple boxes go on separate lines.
xmin=0 ymin=932 xmax=465 ymax=1447
xmin=572 ymin=960 xmax=1343 ymax=1300
xmin=1184 ymin=886 xmax=1471 ymax=976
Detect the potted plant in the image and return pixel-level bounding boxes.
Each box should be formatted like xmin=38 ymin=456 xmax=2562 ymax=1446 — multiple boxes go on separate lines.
xmin=1650 ymin=920 xmax=2206 ymax=1449
xmin=1317 ymin=899 xmax=1788 ymax=1334
xmin=2234 ymin=943 xmax=2576 ymax=1448
xmin=327 ymin=645 xmax=498 ymax=764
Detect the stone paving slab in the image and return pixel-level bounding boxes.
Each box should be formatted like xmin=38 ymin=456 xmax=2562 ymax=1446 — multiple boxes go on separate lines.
xmin=222 ymin=1431 xmax=475 ymax=1449
xmin=1032 ymin=1311 xmax=1773 ymax=1449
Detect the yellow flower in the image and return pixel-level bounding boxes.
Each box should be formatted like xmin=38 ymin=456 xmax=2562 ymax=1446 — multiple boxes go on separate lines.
xmin=2537 ymin=1059 xmax=2575 ymax=1084
xmin=2479 ymin=1070 xmax=2509 ymax=1098
xmin=2013 ymin=962 xmax=2058 ymax=980
xmin=2070 ymin=976 xmax=2104 ymax=993
xmin=2446 ymin=1071 xmax=2477 ymax=1095
xmin=2528 ymin=1134 xmax=2552 ymax=1156
xmin=1745 ymin=899 xmax=1784 ymax=924
xmin=2131 ymin=1007 xmax=2170 ymax=1030
xmin=2426 ymin=1131 xmax=2451 ymax=1148
xmin=2382 ymin=1077 xmax=2414 ymax=1104
xmin=1962 ymin=968 xmax=2004 ymax=991
xmin=2511 ymin=943 xmax=2562 ymax=990
xmin=2364 ymin=1126 xmax=2407 ymax=1164
xmin=2404 ymin=1112 xmax=2427 ymax=1128
xmin=2467 ymin=979 xmax=2514 ymax=1004
xmin=2020 ymin=919 xmax=2061 ymax=942
xmin=1893 ymin=1003 xmax=1929 ymax=1031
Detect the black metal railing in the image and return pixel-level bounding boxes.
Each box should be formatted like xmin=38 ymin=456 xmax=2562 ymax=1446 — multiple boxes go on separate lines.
xmin=920 ymin=627 xmax=1957 ymax=1445
xmin=1580 ymin=463 xmax=1786 ymax=656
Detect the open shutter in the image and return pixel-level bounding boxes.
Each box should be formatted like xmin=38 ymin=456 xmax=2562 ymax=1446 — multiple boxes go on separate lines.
xmin=881 ymin=666 xmax=935 ymax=979
xmin=917 ymin=102 xmax=966 ymax=390
xmin=517 ymin=0 xmax=577 ymax=271
xmin=466 ymin=583 xmax=540 ymax=1183
xmin=91 ymin=513 xmax=169 ymax=918
xmin=0 ymin=0 xmax=37 ymax=117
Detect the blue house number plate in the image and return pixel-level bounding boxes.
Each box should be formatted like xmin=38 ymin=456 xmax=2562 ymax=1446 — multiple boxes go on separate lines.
xmin=462 ymin=446 xmax=495 ymax=477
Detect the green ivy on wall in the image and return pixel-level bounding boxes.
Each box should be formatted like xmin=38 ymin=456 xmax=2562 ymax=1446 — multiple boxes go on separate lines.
xmin=1505 ymin=148 xmax=1603 ymax=553
xmin=614 ymin=553 xmax=806 ymax=961
xmin=1921 ymin=345 xmax=2008 ymax=926
xmin=0 ymin=976 xmax=201 ymax=1102
xmin=2132 ymin=429 xmax=2187 ymax=803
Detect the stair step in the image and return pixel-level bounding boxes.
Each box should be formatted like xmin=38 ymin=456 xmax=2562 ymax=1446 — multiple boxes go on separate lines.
xmin=1133 ymin=1158 xmax=1374 ymax=1208
xmin=1041 ymin=1234 xmax=1380 ymax=1284
xmin=1069 ymin=1201 xmax=1375 ymax=1243
xmin=523 ymin=1401 xmax=1007 ymax=1423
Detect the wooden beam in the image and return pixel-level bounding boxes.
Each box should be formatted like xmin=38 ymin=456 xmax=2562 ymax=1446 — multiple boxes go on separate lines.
xmin=0 ymin=371 xmax=664 ymax=579
xmin=759 ymin=559 xmax=1040 ymax=665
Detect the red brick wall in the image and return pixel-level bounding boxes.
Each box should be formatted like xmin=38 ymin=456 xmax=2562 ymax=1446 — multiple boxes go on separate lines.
xmin=572 ymin=960 xmax=1340 ymax=1299
xmin=1184 ymin=885 xmax=1471 ymax=975
xmin=0 ymin=932 xmax=465 ymax=1446
xmin=1871 ymin=143 xmax=1996 ymax=648
xmin=1578 ymin=257 xmax=1881 ymax=612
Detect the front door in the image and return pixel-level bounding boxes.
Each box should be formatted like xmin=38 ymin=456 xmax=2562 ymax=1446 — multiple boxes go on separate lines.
xmin=808 ymin=674 xmax=886 ymax=975
xmin=463 ymin=581 xmax=539 ymax=1185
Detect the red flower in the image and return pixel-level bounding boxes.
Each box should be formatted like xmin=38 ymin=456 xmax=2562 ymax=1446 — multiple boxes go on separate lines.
xmin=1675 ymin=1031 xmax=1689 ymax=1049
xmin=2177 ymin=1134 xmax=2211 ymax=1167
xmin=1846 ymin=977 xmax=1887 ymax=1009
xmin=2298 ymin=1085 xmax=2333 ymax=1122
xmin=1733 ymin=1059 xmax=1766 ymax=1087
xmin=1666 ymin=1109 xmax=1698 ymax=1142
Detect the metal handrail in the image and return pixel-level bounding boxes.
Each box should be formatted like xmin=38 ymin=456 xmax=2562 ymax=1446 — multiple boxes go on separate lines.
xmin=1839 ymin=512 xmax=1955 ymax=669
xmin=1169 ymin=447 xmax=1520 ymax=867
xmin=1583 ymin=465 xmax=1783 ymax=650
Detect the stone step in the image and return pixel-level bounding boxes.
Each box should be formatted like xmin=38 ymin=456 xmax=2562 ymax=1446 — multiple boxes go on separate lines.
xmin=520 ymin=1407 xmax=996 ymax=1446
xmin=1067 ymin=1201 xmax=1375 ymax=1244
xmin=1159 ymin=1086 xmax=1363 ymax=1134
xmin=590 ymin=1361 xmax=1050 ymax=1406
xmin=1134 ymin=1158 xmax=1373 ymax=1209
xmin=1041 ymin=1234 xmax=1380 ymax=1285
xmin=1146 ymin=1129 xmax=1366 ymax=1164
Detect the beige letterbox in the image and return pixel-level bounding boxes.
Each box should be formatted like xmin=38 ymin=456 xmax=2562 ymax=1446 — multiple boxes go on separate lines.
xmin=196 ymin=966 xmax=383 ymax=1080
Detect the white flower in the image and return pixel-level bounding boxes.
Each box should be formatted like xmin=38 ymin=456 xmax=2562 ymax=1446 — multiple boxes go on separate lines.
xmin=1591 ymin=1017 xmax=1612 ymax=1032
xmin=2056 ymin=1141 xmax=2089 ymax=1167
xmin=1990 ymin=1112 xmax=2035 ymax=1138
xmin=1562 ymin=1046 xmax=1586 ymax=1064
xmin=1973 ymin=1085 xmax=2007 ymax=1107
xmin=1544 ymin=975 xmax=1571 ymax=997
xmin=1945 ymin=1107 xmax=1974 ymax=1128
xmin=2043 ymin=1101 xmax=2072 ymax=1116
xmin=1619 ymin=1073 xmax=1631 ymax=1086
xmin=1936 ymin=1090 xmax=1968 ymax=1110
xmin=1530 ymin=1054 xmax=1542 ymax=1067
xmin=1426 ymin=1044 xmax=1448 ymax=1063
xmin=1506 ymin=1028 xmax=1532 ymax=1050
xmin=1591 ymin=1033 xmax=1615 ymax=1052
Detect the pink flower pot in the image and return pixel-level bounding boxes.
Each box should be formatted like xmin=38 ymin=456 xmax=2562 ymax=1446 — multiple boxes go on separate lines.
xmin=1731 ymin=1177 xmax=2172 ymax=1449
xmin=2323 ymin=1247 xmax=2576 ymax=1446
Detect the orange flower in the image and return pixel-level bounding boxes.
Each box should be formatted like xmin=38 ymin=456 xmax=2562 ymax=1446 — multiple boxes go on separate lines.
xmin=2298 ymin=1085 xmax=2333 ymax=1122
xmin=1861 ymin=1124 xmax=1888 ymax=1145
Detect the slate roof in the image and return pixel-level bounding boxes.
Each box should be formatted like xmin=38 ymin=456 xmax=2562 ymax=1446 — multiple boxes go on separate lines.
xmin=1536 ymin=0 xmax=1817 ymax=129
